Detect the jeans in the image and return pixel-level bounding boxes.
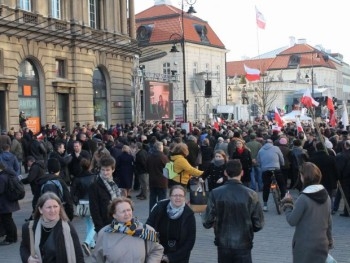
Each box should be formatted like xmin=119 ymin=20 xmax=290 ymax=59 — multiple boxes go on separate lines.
xmin=0 ymin=213 xmax=17 ymax=242
xmin=138 ymin=173 xmax=149 ymax=197
xmin=217 ymin=247 xmax=252 ymax=263
xmin=262 ymin=170 xmax=286 ymax=203
xmin=250 ymin=166 xmax=262 ymax=191
xmin=84 ymin=216 xmax=96 ymax=248
xmin=149 ymin=187 xmax=167 ymax=212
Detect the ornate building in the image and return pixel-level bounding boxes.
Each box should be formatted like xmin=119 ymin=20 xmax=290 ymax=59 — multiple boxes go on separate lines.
xmin=0 ymin=0 xmax=138 ymax=132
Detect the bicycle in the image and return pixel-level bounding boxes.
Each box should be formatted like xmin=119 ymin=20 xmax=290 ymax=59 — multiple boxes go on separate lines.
xmin=269 ymin=170 xmax=282 ymax=215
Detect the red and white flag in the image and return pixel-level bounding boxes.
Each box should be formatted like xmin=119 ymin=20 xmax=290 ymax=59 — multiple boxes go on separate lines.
xmin=301 ymin=88 xmax=319 ymax=108
xmin=255 ymin=7 xmax=266 ymax=29
xmin=244 ymin=64 xmax=260 ymax=81
xmin=327 ymin=91 xmax=336 ymax=127
xmin=274 ymin=107 xmax=284 ymax=127
xmin=296 ymin=118 xmax=304 ymax=133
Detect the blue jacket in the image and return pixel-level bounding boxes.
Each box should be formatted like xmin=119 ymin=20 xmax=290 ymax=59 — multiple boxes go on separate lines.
xmin=0 ymin=151 xmax=20 ymax=175
xmin=257 ymin=142 xmax=284 ymax=172
xmin=0 ymin=169 xmax=20 ymax=213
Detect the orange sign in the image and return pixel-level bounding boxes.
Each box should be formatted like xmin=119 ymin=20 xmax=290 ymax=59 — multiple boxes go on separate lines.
xmin=23 ymin=85 xmax=32 ymax=96
xmin=26 ymin=117 xmax=40 ymax=134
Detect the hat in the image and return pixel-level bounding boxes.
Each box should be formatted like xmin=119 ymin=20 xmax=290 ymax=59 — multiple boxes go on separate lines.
xmin=325 ymin=140 xmax=333 ymax=149
xmin=218 ymin=137 xmax=224 ymax=142
xmin=47 ymin=158 xmax=61 ymax=174
xmin=279 ymin=138 xmax=288 ymax=145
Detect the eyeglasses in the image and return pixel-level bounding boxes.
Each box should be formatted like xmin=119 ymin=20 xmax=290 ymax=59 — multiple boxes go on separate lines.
xmin=170 ymin=194 xmax=185 ymax=198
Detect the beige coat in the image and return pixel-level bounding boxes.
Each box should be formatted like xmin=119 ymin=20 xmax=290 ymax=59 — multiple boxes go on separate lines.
xmin=92 ymin=223 xmax=164 ymax=263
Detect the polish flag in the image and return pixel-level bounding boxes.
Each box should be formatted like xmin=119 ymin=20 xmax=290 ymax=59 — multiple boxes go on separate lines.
xmin=274 ymin=107 xmax=284 ymax=127
xmin=296 ymin=118 xmax=304 ymax=133
xmin=255 ymin=7 xmax=266 ymax=29
xmin=301 ymin=89 xmax=319 ymax=107
xmin=244 ymin=65 xmax=260 ymax=81
xmin=327 ymin=93 xmax=336 ymax=127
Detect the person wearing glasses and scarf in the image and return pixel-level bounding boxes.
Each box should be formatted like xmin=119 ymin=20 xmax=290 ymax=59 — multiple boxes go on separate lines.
xmin=92 ymin=197 xmax=163 ymax=263
xmin=146 ymin=185 xmax=196 ymax=263
xmin=20 ymin=192 xmax=84 ymax=263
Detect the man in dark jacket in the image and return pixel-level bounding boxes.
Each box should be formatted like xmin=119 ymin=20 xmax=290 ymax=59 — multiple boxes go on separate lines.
xmin=68 ymin=140 xmax=91 ymax=182
xmin=134 ymin=142 xmax=149 ymax=200
xmin=0 ymin=144 xmax=20 ymax=176
xmin=202 ymin=159 xmax=264 ymax=263
xmin=146 ymin=141 xmax=168 ymax=212
xmin=0 ymin=163 xmax=20 ymax=245
xmin=49 ymin=142 xmax=72 ymax=185
xmin=186 ymin=135 xmax=199 ymax=167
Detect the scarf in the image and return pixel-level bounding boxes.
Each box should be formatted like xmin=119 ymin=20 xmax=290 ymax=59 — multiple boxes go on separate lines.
xmin=167 ymin=201 xmax=185 ymax=220
xmin=106 ymin=218 xmax=159 ymax=243
xmin=100 ymin=174 xmax=121 ymax=200
xmin=237 ymin=147 xmax=244 ymax=155
xmin=214 ymin=159 xmax=225 ymax=167
xmin=34 ymin=218 xmax=76 ymax=263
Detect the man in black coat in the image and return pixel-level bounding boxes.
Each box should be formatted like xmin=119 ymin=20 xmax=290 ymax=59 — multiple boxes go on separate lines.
xmin=68 ymin=140 xmax=91 ymax=182
xmin=134 ymin=142 xmax=149 ymax=200
xmin=49 ymin=142 xmax=72 ymax=185
xmin=186 ymin=135 xmax=200 ymax=167
xmin=202 ymin=159 xmax=264 ymax=263
xmin=309 ymin=142 xmax=338 ymax=199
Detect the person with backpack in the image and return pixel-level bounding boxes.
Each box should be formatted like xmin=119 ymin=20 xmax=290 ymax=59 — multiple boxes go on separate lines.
xmin=0 ymin=144 xmax=20 ymax=176
xmin=36 ymin=158 xmax=74 ymax=221
xmin=0 ymin=161 xmax=20 ymax=245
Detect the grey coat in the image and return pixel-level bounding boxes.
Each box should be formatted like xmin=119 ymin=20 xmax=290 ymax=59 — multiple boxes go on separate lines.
xmin=284 ymin=185 xmax=332 ymax=263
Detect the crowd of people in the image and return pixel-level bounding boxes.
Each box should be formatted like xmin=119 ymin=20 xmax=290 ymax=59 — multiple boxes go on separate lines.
xmin=0 ymin=116 xmax=348 ymax=262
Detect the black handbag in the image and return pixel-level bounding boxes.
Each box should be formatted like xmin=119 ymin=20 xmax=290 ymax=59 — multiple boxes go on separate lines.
xmin=189 ymin=178 xmax=208 ymax=213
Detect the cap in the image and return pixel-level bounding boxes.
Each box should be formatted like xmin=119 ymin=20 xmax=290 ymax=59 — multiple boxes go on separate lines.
xmin=279 ymin=138 xmax=288 ymax=145
xmin=325 ymin=140 xmax=333 ymax=149
xmin=47 ymin=158 xmax=61 ymax=174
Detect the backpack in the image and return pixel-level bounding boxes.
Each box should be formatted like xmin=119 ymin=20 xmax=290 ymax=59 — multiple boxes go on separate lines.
xmin=41 ymin=179 xmax=64 ymax=202
xmin=5 ymin=172 xmax=25 ymax=201
xmin=162 ymin=161 xmax=180 ymax=180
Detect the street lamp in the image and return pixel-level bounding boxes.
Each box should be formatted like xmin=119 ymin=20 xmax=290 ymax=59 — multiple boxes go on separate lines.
xmin=169 ymin=0 xmax=197 ymax=123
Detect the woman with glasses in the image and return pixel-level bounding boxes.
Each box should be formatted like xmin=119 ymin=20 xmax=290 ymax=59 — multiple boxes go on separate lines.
xmin=146 ymin=185 xmax=196 ymax=263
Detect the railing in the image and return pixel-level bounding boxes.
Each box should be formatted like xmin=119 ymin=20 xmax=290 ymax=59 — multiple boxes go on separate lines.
xmin=23 ymin=13 xmax=38 ymax=24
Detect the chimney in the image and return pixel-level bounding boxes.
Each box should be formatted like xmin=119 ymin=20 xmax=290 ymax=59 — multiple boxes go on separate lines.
xmin=289 ymin=36 xmax=296 ymax=46
xmin=297 ymin=38 xmax=307 ymax=44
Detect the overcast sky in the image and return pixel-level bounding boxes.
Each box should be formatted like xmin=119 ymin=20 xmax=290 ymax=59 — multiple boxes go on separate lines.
xmin=135 ymin=0 xmax=350 ymax=63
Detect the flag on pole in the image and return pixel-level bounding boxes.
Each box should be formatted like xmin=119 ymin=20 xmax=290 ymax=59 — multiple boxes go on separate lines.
xmin=274 ymin=107 xmax=284 ymax=127
xmin=326 ymin=91 xmax=336 ymax=127
xmin=341 ymin=101 xmax=349 ymax=130
xmin=244 ymin=64 xmax=260 ymax=81
xmin=296 ymin=118 xmax=304 ymax=133
xmin=301 ymin=88 xmax=319 ymax=107
xmin=255 ymin=7 xmax=266 ymax=29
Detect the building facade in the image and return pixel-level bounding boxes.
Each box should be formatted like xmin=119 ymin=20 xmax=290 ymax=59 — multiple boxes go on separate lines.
xmin=0 ymin=0 xmax=138 ymax=133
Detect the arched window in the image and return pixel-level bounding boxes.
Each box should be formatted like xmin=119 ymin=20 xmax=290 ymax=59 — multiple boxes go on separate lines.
xmin=18 ymin=59 xmax=41 ymax=133
xmin=93 ymin=68 xmax=107 ymax=125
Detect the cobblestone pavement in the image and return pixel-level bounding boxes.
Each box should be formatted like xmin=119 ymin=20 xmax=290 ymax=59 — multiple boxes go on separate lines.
xmin=1 ymin=185 xmax=350 ymax=262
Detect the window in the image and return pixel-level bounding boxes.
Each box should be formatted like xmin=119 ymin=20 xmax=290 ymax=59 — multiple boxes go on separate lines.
xmin=51 ymin=0 xmax=61 ymax=19
xmin=89 ymin=0 xmax=100 ymax=29
xmin=55 ymin=59 xmax=65 ymax=78
xmin=19 ymin=0 xmax=31 ymax=11
xmin=193 ymin=62 xmax=198 ymax=75
xmin=216 ymin=65 xmax=220 ymax=83
xmin=163 ymin=62 xmax=171 ymax=76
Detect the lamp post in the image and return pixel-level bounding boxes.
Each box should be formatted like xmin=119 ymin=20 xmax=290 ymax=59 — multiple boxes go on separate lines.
xmin=169 ymin=0 xmax=197 ymax=123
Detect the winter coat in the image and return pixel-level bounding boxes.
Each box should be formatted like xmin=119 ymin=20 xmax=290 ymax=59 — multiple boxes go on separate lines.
xmin=278 ymin=144 xmax=291 ymax=169
xmin=70 ymin=170 xmax=95 ymax=204
xmin=201 ymin=161 xmax=227 ymax=191
xmin=245 ymin=140 xmax=262 ymax=159
xmin=134 ymin=148 xmax=148 ymax=175
xmin=335 ymin=149 xmax=350 ymax=180
xmin=289 ymin=147 xmax=309 ymax=172
xmin=92 ymin=221 xmax=163 ymax=263
xmin=231 ymin=148 xmax=252 ymax=183
xmin=202 ymin=179 xmax=264 ymax=249
xmin=257 ymin=143 xmax=285 ymax=172
xmin=68 ymin=150 xmax=91 ymax=178
xmin=186 ymin=140 xmax=199 ymax=167
xmin=115 ymin=152 xmax=134 ymax=189
xmin=0 ymin=151 xmax=20 ymax=175
xmin=284 ymin=185 xmax=332 ymax=263
xmin=0 ymin=169 xmax=20 ymax=213
xmin=89 ymin=176 xmax=114 ymax=233
xmin=29 ymin=139 xmax=47 ymax=162
xmin=170 ymin=154 xmax=203 ymax=186
xmin=309 ymin=151 xmax=338 ymax=195
xmin=10 ymin=138 xmax=23 ymax=162
xmin=147 ymin=199 xmax=196 ymax=263
xmin=20 ymin=219 xmax=84 ymax=263
xmin=21 ymin=160 xmax=45 ymax=195
xmin=146 ymin=150 xmax=168 ymax=189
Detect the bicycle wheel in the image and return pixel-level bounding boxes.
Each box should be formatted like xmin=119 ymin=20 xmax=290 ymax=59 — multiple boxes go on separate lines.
xmin=272 ymin=188 xmax=282 ymax=215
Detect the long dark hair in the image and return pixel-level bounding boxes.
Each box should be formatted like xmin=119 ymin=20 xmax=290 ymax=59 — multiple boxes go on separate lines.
xmin=300 ymin=162 xmax=322 ymax=188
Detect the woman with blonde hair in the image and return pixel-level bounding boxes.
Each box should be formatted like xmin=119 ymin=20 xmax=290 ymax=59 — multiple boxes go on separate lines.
xmin=115 ymin=145 xmax=134 ymax=197
xmin=20 ymin=192 xmax=84 ymax=263
xmin=169 ymin=143 xmax=203 ymax=188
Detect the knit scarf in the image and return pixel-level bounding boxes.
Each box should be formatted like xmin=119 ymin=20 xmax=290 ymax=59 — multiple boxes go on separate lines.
xmin=237 ymin=147 xmax=244 ymax=155
xmin=106 ymin=218 xmax=159 ymax=243
xmin=167 ymin=201 xmax=185 ymax=220
xmin=34 ymin=218 xmax=76 ymax=263
xmin=100 ymin=174 xmax=121 ymax=200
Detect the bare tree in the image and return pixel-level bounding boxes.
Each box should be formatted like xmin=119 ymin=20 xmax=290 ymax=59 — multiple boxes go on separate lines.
xmin=253 ymin=73 xmax=278 ymax=116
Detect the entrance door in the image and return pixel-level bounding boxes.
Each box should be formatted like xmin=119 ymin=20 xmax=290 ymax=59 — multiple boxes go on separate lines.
xmin=0 ymin=91 xmax=5 ymax=131
xmin=57 ymin=93 xmax=69 ymax=131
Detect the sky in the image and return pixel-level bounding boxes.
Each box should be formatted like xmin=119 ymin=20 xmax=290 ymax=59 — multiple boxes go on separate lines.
xmin=135 ymin=0 xmax=350 ymax=63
